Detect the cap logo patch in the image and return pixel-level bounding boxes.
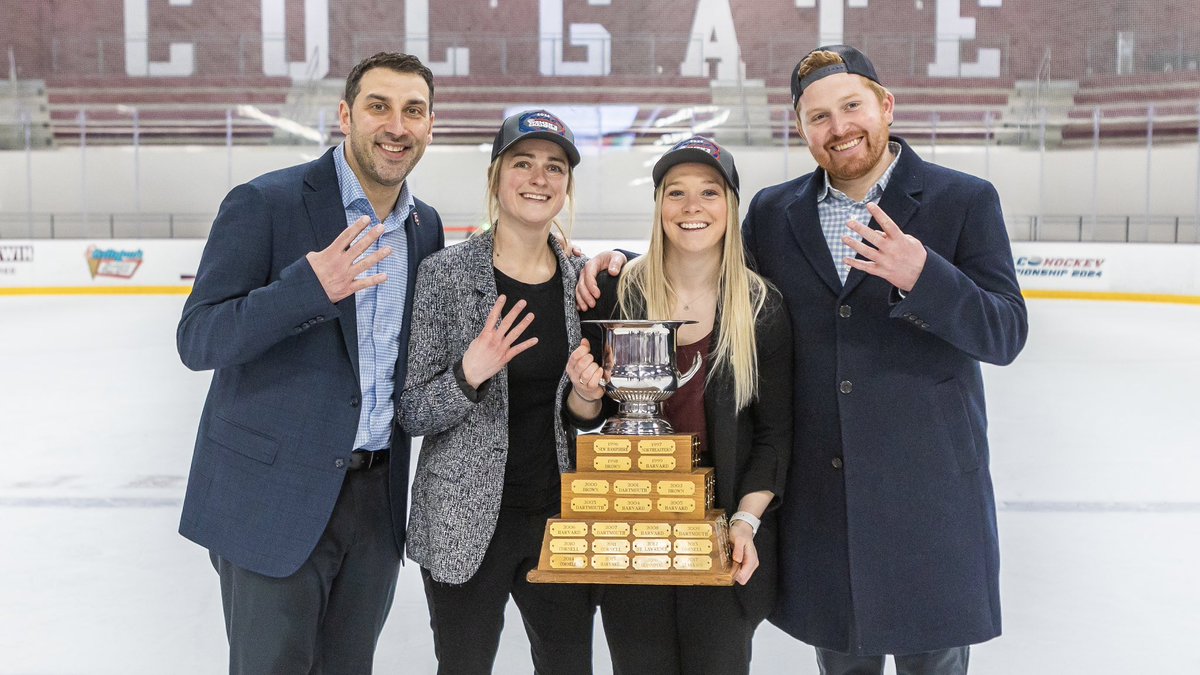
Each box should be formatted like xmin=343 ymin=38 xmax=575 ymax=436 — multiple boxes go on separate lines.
xmin=671 ymin=136 xmax=720 ymax=159
xmin=519 ymin=111 xmax=566 ymax=136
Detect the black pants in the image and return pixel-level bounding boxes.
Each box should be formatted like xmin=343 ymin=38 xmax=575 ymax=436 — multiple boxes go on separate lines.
xmin=599 ymin=584 xmax=757 ymax=675
xmin=212 ymin=463 xmax=401 ymax=675
xmin=816 ymin=646 xmax=971 ymax=675
xmin=421 ymin=504 xmax=595 ymax=675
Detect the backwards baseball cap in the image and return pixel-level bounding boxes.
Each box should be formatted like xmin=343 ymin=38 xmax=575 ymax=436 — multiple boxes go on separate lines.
xmin=651 ymin=136 xmax=740 ymax=199
xmin=790 ymin=44 xmax=882 ymax=106
xmin=491 ymin=109 xmax=580 ymax=167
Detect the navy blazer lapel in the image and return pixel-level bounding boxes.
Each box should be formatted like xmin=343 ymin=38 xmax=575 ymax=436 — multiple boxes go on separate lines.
xmin=785 ymin=173 xmax=843 ymax=295
xmin=841 ymin=138 xmax=922 ymax=298
xmin=302 ymin=147 xmax=360 ymax=372
xmin=394 ymin=205 xmax=425 ymax=391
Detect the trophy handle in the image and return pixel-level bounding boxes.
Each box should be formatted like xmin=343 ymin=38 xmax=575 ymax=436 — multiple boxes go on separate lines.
xmin=676 ymin=352 xmax=703 ymax=387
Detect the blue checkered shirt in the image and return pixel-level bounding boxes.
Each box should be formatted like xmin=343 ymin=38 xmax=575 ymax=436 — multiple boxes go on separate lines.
xmin=333 ymin=143 xmax=413 ymax=452
xmin=817 ymin=141 xmax=902 ymax=284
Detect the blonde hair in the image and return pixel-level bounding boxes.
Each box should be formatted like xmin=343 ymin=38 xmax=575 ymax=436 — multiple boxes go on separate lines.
xmin=482 ymin=145 xmax=576 ymax=248
xmin=796 ymin=50 xmax=889 ymax=106
xmin=617 ymin=179 xmax=768 ymax=411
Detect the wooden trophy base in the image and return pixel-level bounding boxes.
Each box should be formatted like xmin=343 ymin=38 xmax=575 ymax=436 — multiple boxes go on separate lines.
xmin=526 ymin=509 xmax=735 ymax=586
xmin=530 ymin=433 xmax=733 ymax=586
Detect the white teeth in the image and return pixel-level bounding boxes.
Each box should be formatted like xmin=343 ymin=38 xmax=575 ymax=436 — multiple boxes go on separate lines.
xmin=521 ymin=193 xmax=549 ymax=201
xmin=379 ymin=143 xmax=405 ymax=152
xmin=678 ymin=222 xmax=709 ymax=230
xmin=832 ymin=138 xmax=862 ymax=152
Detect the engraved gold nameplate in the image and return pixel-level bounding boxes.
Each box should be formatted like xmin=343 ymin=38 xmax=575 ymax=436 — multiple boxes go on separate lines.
xmin=674 ymin=523 xmax=714 ymax=538
xmin=550 ymin=554 xmax=587 ymax=569
xmin=570 ymin=497 xmax=609 ymax=512
xmin=614 ymin=498 xmax=652 ymax=513
xmin=550 ymin=539 xmax=589 ymax=554
xmin=576 ymin=435 xmax=700 ymax=473
xmin=656 ymin=480 xmax=696 ymax=496
xmin=657 ymin=498 xmax=697 ymax=513
xmin=571 ymin=479 xmax=610 ymax=494
xmin=593 ymin=438 xmax=632 ymax=454
xmin=632 ymin=538 xmax=672 ymax=554
xmin=592 ymin=522 xmax=631 ymax=538
xmin=592 ymin=539 xmax=631 ymax=554
xmin=674 ymin=539 xmax=713 ymax=554
xmin=637 ymin=439 xmax=676 ymax=455
xmin=613 ymin=480 xmax=652 ymax=495
xmin=633 ymin=523 xmax=673 ymax=538
xmin=592 ymin=554 xmax=630 ymax=570
xmin=638 ymin=456 xmax=677 ymax=471
xmin=594 ymin=456 xmax=632 ymax=471
xmin=673 ymin=555 xmax=713 ymax=571
xmin=632 ymin=555 xmax=672 ymax=570
xmin=549 ymin=522 xmax=589 ymax=537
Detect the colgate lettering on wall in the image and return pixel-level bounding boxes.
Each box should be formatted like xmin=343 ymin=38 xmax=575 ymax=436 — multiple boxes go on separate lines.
xmin=119 ymin=0 xmax=1005 ymax=82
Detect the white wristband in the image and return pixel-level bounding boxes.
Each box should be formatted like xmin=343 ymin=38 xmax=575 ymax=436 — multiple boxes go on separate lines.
xmin=729 ymin=511 xmax=761 ymax=536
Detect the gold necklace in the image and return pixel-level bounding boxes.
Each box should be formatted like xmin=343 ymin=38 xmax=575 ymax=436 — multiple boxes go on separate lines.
xmin=676 ymin=286 xmax=716 ymax=311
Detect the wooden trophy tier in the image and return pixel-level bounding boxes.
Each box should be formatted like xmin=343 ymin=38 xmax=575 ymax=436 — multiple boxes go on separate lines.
xmin=528 ymin=434 xmax=735 ymax=586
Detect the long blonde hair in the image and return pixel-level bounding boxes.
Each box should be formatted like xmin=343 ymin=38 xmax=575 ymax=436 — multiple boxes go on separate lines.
xmin=482 ymin=145 xmax=576 ymax=248
xmin=617 ymin=179 xmax=768 ymax=410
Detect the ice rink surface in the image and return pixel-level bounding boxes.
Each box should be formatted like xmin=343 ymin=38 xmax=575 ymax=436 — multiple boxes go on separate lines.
xmin=1 ymin=294 xmax=1198 ymax=674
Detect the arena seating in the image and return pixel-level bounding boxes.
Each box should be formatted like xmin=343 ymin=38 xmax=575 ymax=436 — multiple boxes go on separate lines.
xmin=1062 ymin=73 xmax=1200 ymax=144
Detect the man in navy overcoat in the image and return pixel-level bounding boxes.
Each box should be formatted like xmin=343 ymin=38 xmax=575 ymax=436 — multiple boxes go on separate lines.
xmin=176 ymin=53 xmax=444 ymax=673
xmin=744 ymin=45 xmax=1028 ymax=674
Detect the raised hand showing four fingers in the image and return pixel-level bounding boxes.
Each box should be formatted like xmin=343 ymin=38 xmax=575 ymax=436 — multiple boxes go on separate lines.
xmin=461 ymin=295 xmax=538 ymax=389
xmin=842 ymin=202 xmax=927 ymax=293
xmin=306 ymin=215 xmax=394 ymax=303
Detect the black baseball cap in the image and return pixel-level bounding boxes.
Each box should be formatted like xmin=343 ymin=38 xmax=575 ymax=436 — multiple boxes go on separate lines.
xmin=491 ymin=109 xmax=580 ymax=167
xmin=791 ymin=44 xmax=882 ymax=106
xmin=651 ymin=136 xmax=739 ymax=199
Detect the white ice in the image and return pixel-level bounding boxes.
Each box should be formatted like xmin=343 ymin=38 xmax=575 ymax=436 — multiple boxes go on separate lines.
xmin=1 ymin=294 xmax=1197 ymax=674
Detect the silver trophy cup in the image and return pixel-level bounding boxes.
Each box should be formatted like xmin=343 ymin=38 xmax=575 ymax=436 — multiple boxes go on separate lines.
xmin=583 ymin=319 xmax=702 ymax=435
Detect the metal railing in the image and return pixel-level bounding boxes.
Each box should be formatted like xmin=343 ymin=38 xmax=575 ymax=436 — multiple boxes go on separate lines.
xmin=1014 ymin=214 xmax=1200 ymax=243
xmin=4 ymin=211 xmax=1198 ymax=244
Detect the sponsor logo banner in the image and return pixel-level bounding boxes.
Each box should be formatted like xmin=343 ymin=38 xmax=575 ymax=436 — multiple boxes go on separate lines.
xmin=86 ymin=245 xmax=145 ymax=280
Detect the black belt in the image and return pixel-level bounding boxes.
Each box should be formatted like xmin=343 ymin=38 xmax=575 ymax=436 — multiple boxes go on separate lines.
xmin=348 ymin=450 xmax=388 ymax=471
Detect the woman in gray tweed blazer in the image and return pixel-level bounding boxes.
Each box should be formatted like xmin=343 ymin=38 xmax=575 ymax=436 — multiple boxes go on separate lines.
xmin=397 ymin=110 xmax=598 ymax=674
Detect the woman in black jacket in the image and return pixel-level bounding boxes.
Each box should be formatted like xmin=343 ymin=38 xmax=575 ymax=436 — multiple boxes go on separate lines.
xmin=566 ymin=136 xmax=794 ymax=675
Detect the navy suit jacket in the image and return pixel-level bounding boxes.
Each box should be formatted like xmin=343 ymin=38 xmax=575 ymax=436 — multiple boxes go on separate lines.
xmin=177 ymin=147 xmax=444 ymax=578
xmin=744 ymin=138 xmax=1027 ymax=655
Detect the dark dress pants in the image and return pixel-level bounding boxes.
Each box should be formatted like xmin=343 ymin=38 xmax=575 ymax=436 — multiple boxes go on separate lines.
xmin=212 ymin=462 xmax=401 ymax=675
xmin=816 ymin=646 xmax=970 ymax=675
xmin=421 ymin=502 xmax=595 ymax=675
xmin=599 ymin=584 xmax=757 ymax=675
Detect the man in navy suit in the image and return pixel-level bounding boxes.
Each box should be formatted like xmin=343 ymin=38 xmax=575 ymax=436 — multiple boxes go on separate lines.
xmin=177 ymin=52 xmax=444 ymax=673
xmin=742 ymin=45 xmax=1028 ymax=674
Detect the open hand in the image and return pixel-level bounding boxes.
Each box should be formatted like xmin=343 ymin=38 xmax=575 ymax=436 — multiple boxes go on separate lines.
xmin=461 ymin=296 xmax=537 ymax=389
xmin=842 ymin=202 xmax=927 ymax=293
xmin=306 ymin=215 xmax=393 ymax=303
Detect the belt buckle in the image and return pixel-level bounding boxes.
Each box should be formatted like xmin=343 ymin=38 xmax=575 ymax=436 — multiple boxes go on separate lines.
xmin=350 ymin=450 xmax=383 ymax=471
